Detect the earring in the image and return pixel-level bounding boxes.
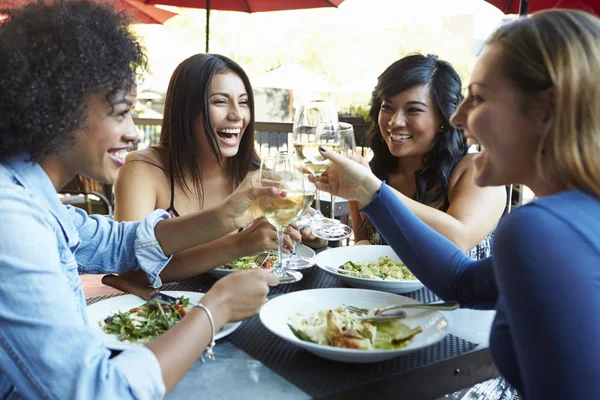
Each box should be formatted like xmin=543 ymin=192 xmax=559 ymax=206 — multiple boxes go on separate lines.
xmin=439 ymin=124 xmax=445 ymax=132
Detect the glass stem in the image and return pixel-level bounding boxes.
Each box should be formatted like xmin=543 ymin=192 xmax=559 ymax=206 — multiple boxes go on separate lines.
xmin=330 ymin=195 xmax=336 ymax=219
xmin=315 ymin=187 xmax=321 ymax=215
xmin=276 ymin=227 xmax=285 ymax=275
xmin=313 ymin=173 xmax=322 ymax=218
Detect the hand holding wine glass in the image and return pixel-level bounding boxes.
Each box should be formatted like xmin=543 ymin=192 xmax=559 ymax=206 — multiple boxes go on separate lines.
xmin=256 ymin=153 xmax=307 ymax=284
xmin=293 ymin=121 xmax=356 ymax=241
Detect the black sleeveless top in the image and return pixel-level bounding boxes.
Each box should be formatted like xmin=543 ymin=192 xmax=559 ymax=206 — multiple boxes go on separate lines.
xmin=163 ymin=156 xmax=244 ymax=232
xmin=165 ymin=163 xmax=180 ymax=218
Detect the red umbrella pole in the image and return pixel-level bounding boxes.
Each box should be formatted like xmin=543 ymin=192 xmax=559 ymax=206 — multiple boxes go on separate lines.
xmin=520 ymin=0 xmax=529 ymax=15
xmin=205 ymin=0 xmax=210 ymax=52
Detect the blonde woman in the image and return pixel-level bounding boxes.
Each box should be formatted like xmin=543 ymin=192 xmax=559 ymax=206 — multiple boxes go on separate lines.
xmin=313 ymin=10 xmax=600 ymax=399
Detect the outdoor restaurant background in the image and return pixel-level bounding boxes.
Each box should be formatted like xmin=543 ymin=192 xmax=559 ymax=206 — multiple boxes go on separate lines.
xmin=131 ymin=0 xmax=510 ymax=121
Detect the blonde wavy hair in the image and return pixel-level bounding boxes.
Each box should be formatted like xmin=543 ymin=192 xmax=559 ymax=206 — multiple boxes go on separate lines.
xmin=488 ymin=10 xmax=600 ymax=198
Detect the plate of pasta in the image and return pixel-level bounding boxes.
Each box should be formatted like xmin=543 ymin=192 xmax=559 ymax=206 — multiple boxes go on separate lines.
xmin=260 ymin=288 xmax=448 ymax=363
xmin=315 ymin=245 xmax=424 ymax=294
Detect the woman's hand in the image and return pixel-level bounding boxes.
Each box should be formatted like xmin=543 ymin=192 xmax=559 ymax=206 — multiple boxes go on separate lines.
xmin=238 ymin=217 xmax=301 ymax=255
xmin=200 ymin=269 xmax=279 ymax=323
xmin=310 ymin=147 xmax=383 ymax=206
xmin=289 ymin=215 xmax=328 ymax=249
xmin=223 ymin=175 xmax=283 ymax=229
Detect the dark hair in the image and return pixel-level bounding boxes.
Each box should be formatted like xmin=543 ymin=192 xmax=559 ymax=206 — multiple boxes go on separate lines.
xmin=158 ymin=53 xmax=260 ymax=206
xmin=366 ymin=54 xmax=467 ymax=209
xmin=0 ymin=0 xmax=146 ymax=161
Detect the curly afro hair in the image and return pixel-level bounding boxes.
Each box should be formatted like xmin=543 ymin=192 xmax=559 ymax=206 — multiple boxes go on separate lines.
xmin=0 ymin=0 xmax=147 ymax=161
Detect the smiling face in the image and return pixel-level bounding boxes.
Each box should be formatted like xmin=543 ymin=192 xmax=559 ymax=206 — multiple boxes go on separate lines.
xmin=450 ymin=44 xmax=545 ymax=188
xmin=195 ymin=72 xmax=251 ymax=160
xmin=377 ymin=85 xmax=443 ymax=160
xmin=63 ymin=86 xmax=138 ymax=184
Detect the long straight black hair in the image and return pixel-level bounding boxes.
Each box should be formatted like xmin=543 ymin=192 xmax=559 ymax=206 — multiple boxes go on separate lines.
xmin=159 ymin=53 xmax=260 ymax=207
xmin=366 ymin=54 xmax=467 ymax=209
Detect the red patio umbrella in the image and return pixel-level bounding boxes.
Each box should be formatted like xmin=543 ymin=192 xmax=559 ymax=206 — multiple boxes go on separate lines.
xmin=0 ymin=0 xmax=178 ymax=24
xmin=485 ymin=0 xmax=599 ymax=16
xmin=143 ymin=0 xmax=345 ymax=52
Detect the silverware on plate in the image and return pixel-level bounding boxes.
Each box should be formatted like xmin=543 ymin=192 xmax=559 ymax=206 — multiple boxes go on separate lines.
xmin=323 ymin=265 xmax=371 ymax=278
xmin=344 ymin=301 xmax=460 ymax=316
xmin=221 ymin=251 xmax=272 ymax=270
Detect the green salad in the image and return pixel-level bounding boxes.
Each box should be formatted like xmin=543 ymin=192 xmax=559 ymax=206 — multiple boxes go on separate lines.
xmin=217 ymin=254 xmax=277 ymax=270
xmin=100 ymin=296 xmax=191 ymax=343
xmin=340 ymin=256 xmax=417 ymax=281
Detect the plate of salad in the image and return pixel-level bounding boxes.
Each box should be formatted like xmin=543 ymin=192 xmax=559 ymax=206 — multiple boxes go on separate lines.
xmin=87 ymin=291 xmax=241 ymax=350
xmin=210 ymin=244 xmax=316 ymax=278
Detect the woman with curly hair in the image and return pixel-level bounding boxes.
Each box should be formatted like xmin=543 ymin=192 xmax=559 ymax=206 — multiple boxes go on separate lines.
xmin=0 ymin=1 xmax=281 ymax=398
xmin=114 ymin=54 xmax=325 ymax=283
xmin=314 ymin=10 xmax=600 ymax=399
xmin=350 ymin=54 xmax=506 ymax=259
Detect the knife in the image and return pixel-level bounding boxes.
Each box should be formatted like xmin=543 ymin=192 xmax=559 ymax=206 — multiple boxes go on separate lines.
xmin=101 ymin=274 xmax=178 ymax=305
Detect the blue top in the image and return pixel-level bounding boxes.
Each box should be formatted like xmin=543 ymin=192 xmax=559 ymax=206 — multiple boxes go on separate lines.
xmin=362 ymin=184 xmax=600 ymax=399
xmin=0 ymin=154 xmax=172 ymax=399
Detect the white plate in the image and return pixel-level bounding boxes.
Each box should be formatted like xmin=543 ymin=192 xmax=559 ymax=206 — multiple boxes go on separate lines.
xmin=315 ymin=245 xmax=424 ymax=294
xmin=209 ymin=244 xmax=316 ymax=278
xmin=87 ymin=290 xmax=241 ymax=350
xmin=260 ymin=288 xmax=449 ymax=363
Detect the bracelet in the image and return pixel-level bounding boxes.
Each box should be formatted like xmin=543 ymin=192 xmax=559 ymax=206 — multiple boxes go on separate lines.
xmin=193 ymin=303 xmax=216 ymax=362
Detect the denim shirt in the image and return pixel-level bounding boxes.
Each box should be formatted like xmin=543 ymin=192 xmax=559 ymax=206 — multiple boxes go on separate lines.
xmin=0 ymin=154 xmax=170 ymax=399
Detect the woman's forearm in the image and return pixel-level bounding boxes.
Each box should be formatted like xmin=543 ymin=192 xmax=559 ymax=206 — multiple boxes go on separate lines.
xmin=363 ymin=184 xmax=497 ymax=308
xmin=146 ymin=300 xmax=227 ymax=395
xmin=386 ymin=187 xmax=476 ymax=251
xmin=154 ymin=206 xmax=237 ymax=256
xmin=156 ymin=235 xmax=247 ymax=282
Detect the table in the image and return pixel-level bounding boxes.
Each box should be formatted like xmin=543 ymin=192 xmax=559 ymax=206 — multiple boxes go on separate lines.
xmin=123 ymin=268 xmax=501 ymax=400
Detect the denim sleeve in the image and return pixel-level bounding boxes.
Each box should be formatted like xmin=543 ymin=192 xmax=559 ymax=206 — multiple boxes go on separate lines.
xmin=69 ymin=207 xmax=171 ymax=287
xmin=0 ymin=188 xmax=165 ymax=399
xmin=361 ymin=184 xmax=498 ymax=309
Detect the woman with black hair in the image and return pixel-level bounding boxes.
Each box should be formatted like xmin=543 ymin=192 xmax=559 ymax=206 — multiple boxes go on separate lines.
xmin=115 ymin=54 xmax=326 ymax=283
xmin=0 ymin=2 xmax=280 ymax=397
xmin=350 ymin=54 xmax=506 ymax=259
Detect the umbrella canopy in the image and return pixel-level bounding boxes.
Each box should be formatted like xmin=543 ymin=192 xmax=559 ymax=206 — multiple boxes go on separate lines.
xmin=486 ymin=0 xmax=599 ymax=16
xmin=0 ymin=0 xmax=178 ymax=24
xmin=144 ymin=0 xmax=345 ymax=52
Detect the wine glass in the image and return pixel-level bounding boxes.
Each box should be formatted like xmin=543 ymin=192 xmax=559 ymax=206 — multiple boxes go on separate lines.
xmin=294 ymin=121 xmax=355 ymax=241
xmin=293 ymin=100 xmax=338 ymax=136
xmin=285 ymin=176 xmax=317 ymax=270
xmin=257 ymin=153 xmax=305 ymax=284
xmin=292 ymin=100 xmax=338 ymax=216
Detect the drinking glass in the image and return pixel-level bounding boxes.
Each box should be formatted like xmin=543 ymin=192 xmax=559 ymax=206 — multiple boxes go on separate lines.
xmin=257 ymin=153 xmax=305 ymax=284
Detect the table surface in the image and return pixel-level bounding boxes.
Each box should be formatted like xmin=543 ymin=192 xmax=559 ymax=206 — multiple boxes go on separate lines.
xmin=162 ymin=274 xmax=498 ymax=400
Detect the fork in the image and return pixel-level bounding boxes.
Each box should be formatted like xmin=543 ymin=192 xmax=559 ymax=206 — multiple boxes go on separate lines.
xmin=254 ymin=251 xmax=271 ymax=267
xmin=323 ymin=265 xmax=371 ymax=279
xmin=343 ymin=301 xmax=460 ymax=315
xmin=221 ymin=252 xmax=271 ymax=270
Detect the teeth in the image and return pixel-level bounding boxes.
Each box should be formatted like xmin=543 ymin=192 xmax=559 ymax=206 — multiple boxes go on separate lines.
xmin=390 ymin=134 xmax=411 ymax=141
xmin=218 ymin=129 xmax=241 ymax=135
xmin=109 ymin=149 xmax=128 ymax=160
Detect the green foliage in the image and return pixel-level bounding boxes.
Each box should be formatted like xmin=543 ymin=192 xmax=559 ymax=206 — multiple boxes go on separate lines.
xmin=339 ymin=104 xmax=371 ymax=122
